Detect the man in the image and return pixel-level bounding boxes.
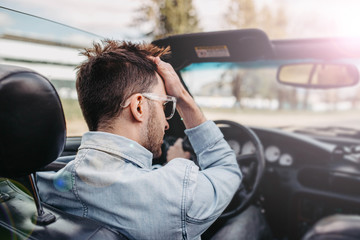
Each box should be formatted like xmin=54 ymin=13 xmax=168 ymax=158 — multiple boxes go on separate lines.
xmin=37 ymin=40 xmax=242 ymax=240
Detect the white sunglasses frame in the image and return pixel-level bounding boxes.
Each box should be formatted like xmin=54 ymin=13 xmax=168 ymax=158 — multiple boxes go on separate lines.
xmin=142 ymin=93 xmax=177 ymax=120
xmin=121 ymin=93 xmax=177 ymax=120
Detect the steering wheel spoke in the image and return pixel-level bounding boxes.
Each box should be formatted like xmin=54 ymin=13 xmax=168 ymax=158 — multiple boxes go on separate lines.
xmin=237 ymin=153 xmax=257 ymax=164
xmin=238 ymin=184 xmax=249 ymax=200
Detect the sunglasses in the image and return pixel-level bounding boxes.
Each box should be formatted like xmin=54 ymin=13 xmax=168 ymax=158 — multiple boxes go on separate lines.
xmin=142 ymin=93 xmax=177 ymax=120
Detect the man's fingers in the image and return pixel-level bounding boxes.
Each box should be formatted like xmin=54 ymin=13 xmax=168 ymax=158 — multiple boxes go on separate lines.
xmin=174 ymin=138 xmax=183 ymax=147
xmin=167 ymin=138 xmax=191 ymax=162
xmin=151 ymin=57 xmax=172 ymax=72
xmin=149 ymin=55 xmax=186 ymax=100
xmin=149 ymin=56 xmax=161 ymax=65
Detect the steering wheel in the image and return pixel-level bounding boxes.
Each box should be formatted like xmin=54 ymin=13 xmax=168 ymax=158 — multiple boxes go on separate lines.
xmin=214 ymin=120 xmax=265 ymax=219
xmin=159 ymin=120 xmax=265 ymax=218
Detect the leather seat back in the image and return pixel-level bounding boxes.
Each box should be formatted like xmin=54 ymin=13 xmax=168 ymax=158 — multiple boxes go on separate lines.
xmin=0 ymin=64 xmax=66 ymax=177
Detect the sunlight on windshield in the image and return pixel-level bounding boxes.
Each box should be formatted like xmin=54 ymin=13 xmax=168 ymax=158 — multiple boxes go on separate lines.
xmin=181 ymin=62 xmax=360 ymax=131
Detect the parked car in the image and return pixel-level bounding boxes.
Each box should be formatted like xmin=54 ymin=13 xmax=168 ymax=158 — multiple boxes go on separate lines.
xmin=1 ymin=6 xmax=360 ymax=240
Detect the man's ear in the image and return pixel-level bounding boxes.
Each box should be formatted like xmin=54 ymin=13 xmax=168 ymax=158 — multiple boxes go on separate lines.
xmin=130 ymin=94 xmax=145 ymax=122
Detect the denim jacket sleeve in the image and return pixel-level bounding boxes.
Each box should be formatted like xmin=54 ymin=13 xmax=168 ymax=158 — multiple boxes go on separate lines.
xmin=183 ymin=120 xmax=242 ymax=238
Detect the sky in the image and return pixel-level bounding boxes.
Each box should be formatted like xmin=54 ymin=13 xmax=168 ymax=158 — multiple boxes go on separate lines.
xmin=1 ymin=0 xmax=360 ymax=42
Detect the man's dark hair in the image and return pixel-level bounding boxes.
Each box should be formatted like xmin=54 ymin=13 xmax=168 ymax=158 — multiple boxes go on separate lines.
xmin=76 ymin=40 xmax=170 ymax=131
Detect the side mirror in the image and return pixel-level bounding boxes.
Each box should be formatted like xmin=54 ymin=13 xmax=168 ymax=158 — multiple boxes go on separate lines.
xmin=277 ymin=63 xmax=359 ymax=88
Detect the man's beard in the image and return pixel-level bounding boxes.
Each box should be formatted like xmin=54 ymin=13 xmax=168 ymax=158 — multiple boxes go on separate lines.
xmin=143 ymin=104 xmax=163 ymax=158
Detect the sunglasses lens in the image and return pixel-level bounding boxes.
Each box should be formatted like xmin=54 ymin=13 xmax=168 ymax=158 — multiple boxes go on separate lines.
xmin=164 ymin=101 xmax=174 ymax=118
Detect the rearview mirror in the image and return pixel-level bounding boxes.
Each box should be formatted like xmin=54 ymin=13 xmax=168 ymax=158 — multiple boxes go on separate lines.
xmin=277 ymin=63 xmax=359 ymax=88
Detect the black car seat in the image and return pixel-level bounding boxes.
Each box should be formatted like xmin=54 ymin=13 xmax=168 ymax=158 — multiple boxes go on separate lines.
xmin=302 ymin=214 xmax=360 ymax=240
xmin=0 ymin=64 xmax=128 ymax=240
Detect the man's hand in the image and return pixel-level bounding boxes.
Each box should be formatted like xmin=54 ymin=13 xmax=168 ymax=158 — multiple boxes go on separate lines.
xmin=167 ymin=138 xmax=191 ymax=162
xmin=150 ymin=57 xmax=206 ymax=129
xmin=150 ymin=57 xmax=187 ymax=99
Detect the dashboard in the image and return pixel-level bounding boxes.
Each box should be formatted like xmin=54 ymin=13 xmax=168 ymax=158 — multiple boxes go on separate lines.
xmin=218 ymin=124 xmax=360 ymax=239
xmin=228 ymin=139 xmax=294 ymax=167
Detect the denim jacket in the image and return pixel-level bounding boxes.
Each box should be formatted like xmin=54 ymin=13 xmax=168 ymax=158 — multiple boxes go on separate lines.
xmin=37 ymin=121 xmax=242 ymax=240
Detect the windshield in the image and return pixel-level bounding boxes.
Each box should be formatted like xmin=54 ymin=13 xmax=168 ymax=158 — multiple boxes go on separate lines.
xmin=181 ymin=62 xmax=360 ymax=131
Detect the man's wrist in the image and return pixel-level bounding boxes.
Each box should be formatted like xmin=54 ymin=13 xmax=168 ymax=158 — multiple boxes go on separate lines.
xmin=176 ymin=94 xmax=206 ymax=129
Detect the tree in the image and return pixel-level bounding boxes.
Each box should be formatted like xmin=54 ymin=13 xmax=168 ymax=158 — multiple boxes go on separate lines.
xmin=259 ymin=5 xmax=287 ymax=39
xmin=224 ymin=0 xmax=292 ymax=110
xmin=225 ymin=0 xmax=257 ymax=29
xmin=223 ymin=0 xmax=258 ymax=109
xmin=136 ymin=0 xmax=201 ymax=40
xmin=224 ymin=0 xmax=288 ymax=38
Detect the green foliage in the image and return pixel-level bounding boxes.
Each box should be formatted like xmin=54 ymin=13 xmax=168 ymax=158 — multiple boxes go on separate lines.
xmin=61 ymin=98 xmax=83 ymax=120
xmin=138 ymin=0 xmax=201 ymax=39
xmin=226 ymin=0 xmax=257 ymax=29
xmin=223 ymin=0 xmax=290 ymax=109
xmin=224 ymin=0 xmax=288 ymax=39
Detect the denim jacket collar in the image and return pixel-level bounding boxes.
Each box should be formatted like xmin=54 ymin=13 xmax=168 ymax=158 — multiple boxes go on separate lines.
xmin=78 ymin=131 xmax=153 ymax=169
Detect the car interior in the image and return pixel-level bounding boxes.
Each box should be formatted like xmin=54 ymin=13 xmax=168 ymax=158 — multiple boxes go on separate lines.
xmin=1 ymin=29 xmax=360 ymax=240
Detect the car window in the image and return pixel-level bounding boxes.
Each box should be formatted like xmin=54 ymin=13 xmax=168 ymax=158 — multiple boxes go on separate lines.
xmin=181 ymin=62 xmax=360 ymax=131
xmin=0 ymin=8 xmax=98 ymax=136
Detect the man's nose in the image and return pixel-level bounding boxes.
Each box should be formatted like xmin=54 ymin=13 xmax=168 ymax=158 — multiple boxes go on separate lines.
xmin=165 ymin=121 xmax=170 ymax=131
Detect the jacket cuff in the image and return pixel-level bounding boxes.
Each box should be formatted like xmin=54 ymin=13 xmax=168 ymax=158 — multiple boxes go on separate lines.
xmin=184 ymin=120 xmax=223 ymax=154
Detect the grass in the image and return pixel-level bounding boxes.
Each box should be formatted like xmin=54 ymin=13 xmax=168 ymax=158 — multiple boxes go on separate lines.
xmin=61 ymin=99 xmax=84 ymax=120
xmin=60 ymin=99 xmax=88 ymax=136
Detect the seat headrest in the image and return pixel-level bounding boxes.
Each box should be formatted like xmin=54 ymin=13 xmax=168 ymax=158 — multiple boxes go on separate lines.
xmin=0 ymin=64 xmax=66 ymax=177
